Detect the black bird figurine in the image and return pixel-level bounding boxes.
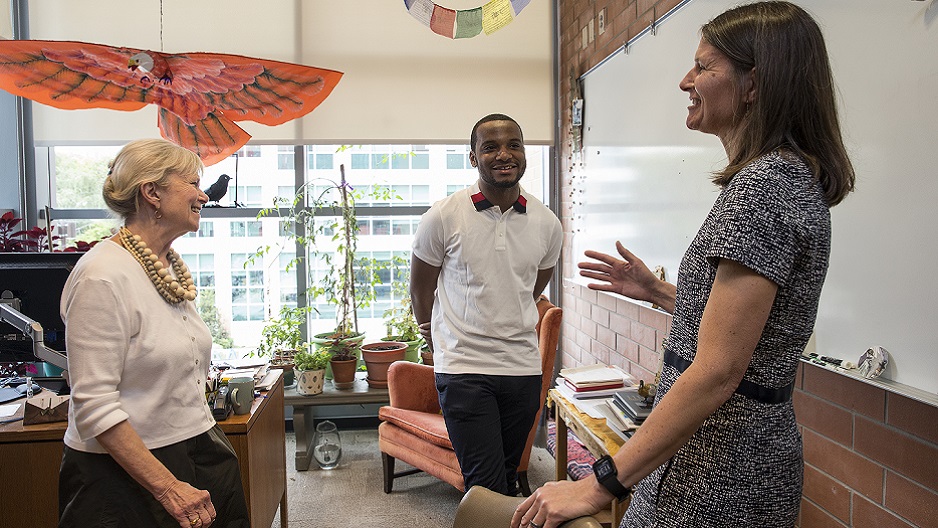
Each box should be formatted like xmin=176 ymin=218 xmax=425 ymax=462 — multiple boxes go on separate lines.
xmin=202 ymin=174 xmax=231 ymax=206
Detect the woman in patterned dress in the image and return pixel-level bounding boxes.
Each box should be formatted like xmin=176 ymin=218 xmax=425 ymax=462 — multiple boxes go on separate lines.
xmin=512 ymin=2 xmax=854 ymax=528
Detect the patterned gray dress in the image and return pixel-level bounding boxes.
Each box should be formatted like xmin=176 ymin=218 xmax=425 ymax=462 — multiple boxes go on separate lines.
xmin=622 ymin=151 xmax=830 ymax=528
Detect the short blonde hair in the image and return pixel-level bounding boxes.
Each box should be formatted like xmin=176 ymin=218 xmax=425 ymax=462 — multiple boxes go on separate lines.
xmin=102 ymin=139 xmax=203 ymax=219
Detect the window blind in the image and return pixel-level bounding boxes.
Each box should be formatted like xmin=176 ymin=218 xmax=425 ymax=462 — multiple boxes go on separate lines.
xmin=26 ymin=0 xmax=553 ymax=146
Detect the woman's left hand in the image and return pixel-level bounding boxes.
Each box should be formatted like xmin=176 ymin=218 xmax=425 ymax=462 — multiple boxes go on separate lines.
xmin=155 ymin=479 xmax=217 ymax=528
xmin=510 ymin=479 xmax=608 ymax=528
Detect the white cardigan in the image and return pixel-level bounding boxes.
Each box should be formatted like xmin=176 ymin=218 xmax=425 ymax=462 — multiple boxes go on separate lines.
xmin=61 ymin=240 xmax=216 ymax=453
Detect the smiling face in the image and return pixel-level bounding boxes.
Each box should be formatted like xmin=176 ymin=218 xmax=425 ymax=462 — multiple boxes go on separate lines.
xmin=469 ymin=120 xmax=526 ymax=190
xmin=679 ymin=38 xmax=753 ymax=148
xmin=159 ymin=171 xmax=208 ymax=236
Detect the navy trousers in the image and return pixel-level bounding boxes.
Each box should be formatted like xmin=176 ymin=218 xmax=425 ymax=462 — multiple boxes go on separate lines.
xmin=436 ymin=372 xmax=542 ymax=495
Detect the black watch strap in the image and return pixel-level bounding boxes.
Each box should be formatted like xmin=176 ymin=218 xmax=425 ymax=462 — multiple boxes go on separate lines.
xmin=592 ymin=455 xmax=631 ymax=501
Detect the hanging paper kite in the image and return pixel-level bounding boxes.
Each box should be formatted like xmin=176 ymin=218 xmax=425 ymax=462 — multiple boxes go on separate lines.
xmin=0 ymin=40 xmax=343 ymax=165
xmin=404 ymin=0 xmax=532 ymax=39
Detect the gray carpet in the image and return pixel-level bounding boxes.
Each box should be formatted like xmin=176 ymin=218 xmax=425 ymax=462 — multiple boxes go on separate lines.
xmin=269 ymin=427 xmax=557 ymax=528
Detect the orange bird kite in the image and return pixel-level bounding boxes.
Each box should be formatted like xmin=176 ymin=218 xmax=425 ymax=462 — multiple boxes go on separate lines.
xmin=0 ymin=40 xmax=343 ymax=165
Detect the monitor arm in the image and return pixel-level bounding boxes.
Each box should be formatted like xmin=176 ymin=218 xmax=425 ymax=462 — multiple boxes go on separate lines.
xmin=0 ymin=298 xmax=69 ymax=371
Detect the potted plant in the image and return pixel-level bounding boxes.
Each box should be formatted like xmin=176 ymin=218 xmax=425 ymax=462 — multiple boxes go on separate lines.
xmin=294 ymin=349 xmax=331 ymax=396
xmin=326 ymin=338 xmax=359 ymax=390
xmin=419 ymin=343 xmax=434 ymax=366
xmin=255 ymin=306 xmax=308 ymax=387
xmin=361 ymin=340 xmax=408 ymax=388
xmin=383 ymin=296 xmax=424 ymax=363
xmin=252 ymin=164 xmax=395 ymax=376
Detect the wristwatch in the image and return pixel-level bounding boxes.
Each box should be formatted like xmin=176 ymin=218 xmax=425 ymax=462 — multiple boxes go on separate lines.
xmin=592 ymin=455 xmax=631 ymax=501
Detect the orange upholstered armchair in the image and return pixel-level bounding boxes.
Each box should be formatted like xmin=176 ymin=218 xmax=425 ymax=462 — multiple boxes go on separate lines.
xmin=379 ymin=296 xmax=562 ymax=495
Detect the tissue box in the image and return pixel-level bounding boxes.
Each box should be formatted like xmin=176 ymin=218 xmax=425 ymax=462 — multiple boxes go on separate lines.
xmin=23 ymin=394 xmax=69 ymax=425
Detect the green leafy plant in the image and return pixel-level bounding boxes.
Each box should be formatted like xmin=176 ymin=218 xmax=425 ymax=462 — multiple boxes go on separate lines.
xmin=255 ymin=305 xmax=308 ymax=360
xmin=323 ymin=338 xmax=358 ymax=362
xmin=251 ymin=163 xmax=397 ymax=340
xmin=293 ymin=349 xmax=331 ymax=371
xmin=383 ymin=255 xmax=421 ymax=342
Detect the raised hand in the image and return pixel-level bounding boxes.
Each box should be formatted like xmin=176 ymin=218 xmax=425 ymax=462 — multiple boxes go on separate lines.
xmin=578 ymin=241 xmax=674 ymax=312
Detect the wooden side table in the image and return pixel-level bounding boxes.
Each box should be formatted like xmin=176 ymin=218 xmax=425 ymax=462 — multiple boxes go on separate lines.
xmin=548 ymin=388 xmax=630 ymax=526
xmin=284 ymin=371 xmax=389 ymax=470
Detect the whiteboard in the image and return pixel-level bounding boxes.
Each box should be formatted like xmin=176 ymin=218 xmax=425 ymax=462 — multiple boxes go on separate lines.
xmin=576 ymin=0 xmax=938 ymax=394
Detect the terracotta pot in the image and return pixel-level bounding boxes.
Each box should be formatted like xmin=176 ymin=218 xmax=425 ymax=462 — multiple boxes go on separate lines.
xmin=330 ymin=358 xmax=357 ymax=390
xmin=419 ymin=344 xmax=434 ymax=366
xmin=311 ymin=332 xmax=365 ymax=380
xmin=361 ymin=341 xmax=408 ymax=388
xmin=296 ymin=368 xmax=325 ymax=396
xmin=383 ymin=335 xmax=424 ymax=363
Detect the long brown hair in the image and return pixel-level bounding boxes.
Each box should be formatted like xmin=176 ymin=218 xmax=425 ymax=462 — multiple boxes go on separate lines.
xmin=703 ymin=1 xmax=854 ymax=206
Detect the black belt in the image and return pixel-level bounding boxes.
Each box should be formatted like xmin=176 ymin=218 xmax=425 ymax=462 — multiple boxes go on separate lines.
xmin=663 ymin=349 xmax=794 ymax=404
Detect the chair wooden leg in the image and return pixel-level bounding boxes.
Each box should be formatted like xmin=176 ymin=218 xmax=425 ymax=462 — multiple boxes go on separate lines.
xmin=518 ymin=471 xmax=532 ymax=496
xmin=382 ymin=452 xmax=395 ymax=493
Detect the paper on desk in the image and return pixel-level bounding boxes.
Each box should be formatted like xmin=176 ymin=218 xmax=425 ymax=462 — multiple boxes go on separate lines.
xmin=559 ymin=363 xmax=633 ymax=385
xmin=220 ymin=368 xmax=262 ymax=381
xmin=0 ymin=403 xmax=20 ymax=418
xmin=555 ymin=383 xmax=611 ymax=419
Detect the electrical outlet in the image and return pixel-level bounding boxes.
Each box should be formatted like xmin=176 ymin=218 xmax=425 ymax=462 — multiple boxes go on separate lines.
xmin=598 ymin=9 xmax=606 ymax=35
xmin=588 ymin=19 xmax=595 ymax=43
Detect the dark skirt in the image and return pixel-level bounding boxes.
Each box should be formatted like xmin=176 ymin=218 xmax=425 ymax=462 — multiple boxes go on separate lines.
xmin=59 ymin=425 xmax=249 ymax=528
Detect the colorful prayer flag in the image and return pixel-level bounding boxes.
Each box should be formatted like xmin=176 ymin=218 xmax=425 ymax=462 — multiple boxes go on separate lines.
xmin=431 ymin=5 xmax=457 ymax=38
xmin=481 ymin=0 xmax=514 ymax=35
xmin=455 ymin=8 xmax=483 ymax=39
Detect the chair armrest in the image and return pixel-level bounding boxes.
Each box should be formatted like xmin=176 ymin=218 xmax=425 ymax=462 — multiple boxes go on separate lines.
xmin=386 ymin=361 xmax=440 ymax=413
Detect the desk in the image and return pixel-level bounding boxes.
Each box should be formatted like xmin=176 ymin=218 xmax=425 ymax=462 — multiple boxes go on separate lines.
xmin=0 ymin=372 xmax=287 ymax=528
xmin=284 ymin=371 xmax=388 ymax=470
xmin=548 ymin=388 xmax=629 ymax=526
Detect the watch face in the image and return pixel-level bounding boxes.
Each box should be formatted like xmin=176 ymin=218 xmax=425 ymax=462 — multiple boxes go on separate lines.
xmin=595 ymin=457 xmax=613 ymax=477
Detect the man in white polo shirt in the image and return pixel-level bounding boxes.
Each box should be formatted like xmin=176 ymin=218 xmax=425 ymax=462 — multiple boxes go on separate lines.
xmin=410 ymin=113 xmax=563 ymax=496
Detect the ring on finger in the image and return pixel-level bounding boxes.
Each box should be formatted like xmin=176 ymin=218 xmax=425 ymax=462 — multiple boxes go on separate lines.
xmin=189 ymin=518 xmax=199 ymax=526
xmin=530 ymin=522 xmax=541 ymax=528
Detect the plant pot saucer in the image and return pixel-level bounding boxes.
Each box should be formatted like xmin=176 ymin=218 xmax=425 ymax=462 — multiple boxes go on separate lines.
xmin=333 ymin=380 xmax=355 ymax=390
xmin=366 ymin=378 xmax=388 ymax=389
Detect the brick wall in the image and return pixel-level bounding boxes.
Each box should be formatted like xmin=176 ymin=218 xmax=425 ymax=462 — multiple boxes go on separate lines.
xmin=555 ymin=1 xmax=938 ymax=526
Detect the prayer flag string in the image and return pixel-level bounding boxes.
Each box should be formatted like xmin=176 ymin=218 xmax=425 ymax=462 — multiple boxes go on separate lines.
xmin=404 ymin=0 xmax=532 ymax=39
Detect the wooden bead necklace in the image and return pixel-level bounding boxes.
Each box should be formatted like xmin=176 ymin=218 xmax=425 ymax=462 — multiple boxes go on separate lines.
xmin=118 ymin=226 xmax=197 ymax=304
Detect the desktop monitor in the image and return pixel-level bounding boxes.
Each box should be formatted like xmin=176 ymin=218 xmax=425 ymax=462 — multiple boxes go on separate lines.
xmin=0 ymin=251 xmax=84 ymax=363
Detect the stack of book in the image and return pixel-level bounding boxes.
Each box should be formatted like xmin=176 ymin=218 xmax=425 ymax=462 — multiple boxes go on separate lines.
xmin=612 ymin=390 xmax=653 ymax=424
xmin=555 ymin=364 xmax=633 ymax=400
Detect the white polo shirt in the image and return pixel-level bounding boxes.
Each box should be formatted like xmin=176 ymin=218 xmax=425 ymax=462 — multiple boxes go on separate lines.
xmin=412 ymin=182 xmax=562 ymax=375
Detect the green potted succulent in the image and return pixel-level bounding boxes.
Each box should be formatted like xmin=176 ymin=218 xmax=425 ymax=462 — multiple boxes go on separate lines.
xmin=293 ymin=349 xmax=331 ymax=396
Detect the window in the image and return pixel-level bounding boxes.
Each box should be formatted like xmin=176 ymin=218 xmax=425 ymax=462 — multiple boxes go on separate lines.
xmin=43 ymin=143 xmax=551 ymax=350
xmin=180 ymin=253 xmax=216 ymax=289
xmin=279 ymin=253 xmax=297 ymax=309
xmin=230 ymin=220 xmax=263 ymax=237
xmin=278 ymin=146 xmax=295 ymax=170
xmin=308 ymin=152 xmax=334 ymax=170
xmin=235 ymin=186 xmax=262 ymax=207
xmin=184 ymin=221 xmax=214 ymax=238
xmin=238 ymin=146 xmax=262 ymax=157
xmin=231 ymin=254 xmax=265 ymax=322
xmin=447 ymin=148 xmax=471 ymax=169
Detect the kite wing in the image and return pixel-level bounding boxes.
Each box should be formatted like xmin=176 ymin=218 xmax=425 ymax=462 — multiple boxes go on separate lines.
xmin=0 ymin=40 xmax=343 ymax=165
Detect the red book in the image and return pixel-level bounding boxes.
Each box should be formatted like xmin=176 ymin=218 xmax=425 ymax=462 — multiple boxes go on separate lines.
xmin=563 ymin=378 xmax=625 ymax=393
